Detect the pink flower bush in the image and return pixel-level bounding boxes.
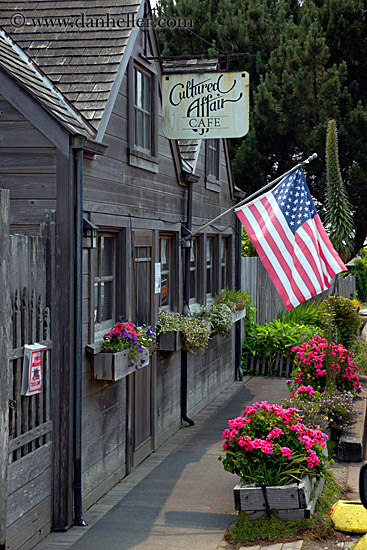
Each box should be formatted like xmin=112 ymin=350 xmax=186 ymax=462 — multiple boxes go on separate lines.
xmin=291 ymin=335 xmax=361 ymax=393
xmin=220 ymin=401 xmax=327 ymax=486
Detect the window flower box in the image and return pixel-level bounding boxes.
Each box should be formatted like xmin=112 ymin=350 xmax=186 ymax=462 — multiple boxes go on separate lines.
xmin=158 ymin=330 xmax=182 ymax=352
xmin=233 ymin=474 xmax=325 ymax=520
xmin=86 ymin=343 xmax=150 ymax=381
xmin=231 ymin=307 xmax=247 ymax=323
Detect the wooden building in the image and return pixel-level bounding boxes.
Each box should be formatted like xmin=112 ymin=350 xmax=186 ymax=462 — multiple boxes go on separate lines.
xmin=0 ymin=2 xmax=244 ymax=548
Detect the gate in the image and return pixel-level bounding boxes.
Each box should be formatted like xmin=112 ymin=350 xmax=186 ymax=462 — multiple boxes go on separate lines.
xmin=0 ymin=190 xmax=53 ymax=550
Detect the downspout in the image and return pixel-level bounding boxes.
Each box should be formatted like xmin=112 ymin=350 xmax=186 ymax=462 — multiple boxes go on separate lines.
xmin=235 ymin=216 xmax=243 ymax=381
xmin=181 ymin=171 xmax=199 ymax=426
xmin=73 ymin=138 xmax=87 ymax=527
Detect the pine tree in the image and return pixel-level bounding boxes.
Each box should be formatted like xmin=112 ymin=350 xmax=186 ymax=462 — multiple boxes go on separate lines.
xmin=156 ymin=0 xmax=367 ymax=255
xmin=325 ymin=119 xmax=354 ymax=262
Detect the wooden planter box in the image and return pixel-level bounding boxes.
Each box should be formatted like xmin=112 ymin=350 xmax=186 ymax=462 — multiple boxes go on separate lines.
xmin=232 ymin=307 xmax=247 ymax=323
xmin=233 ymin=475 xmax=325 ymax=520
xmin=87 ymin=345 xmax=150 ymax=381
xmin=130 ymin=347 xmax=150 ymax=369
xmin=92 ymin=349 xmax=131 ymax=381
xmin=158 ymin=331 xmax=182 ymax=352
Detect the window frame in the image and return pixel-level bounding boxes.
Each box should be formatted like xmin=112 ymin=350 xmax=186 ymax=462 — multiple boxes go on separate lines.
xmin=189 ymin=237 xmax=199 ymax=306
xmin=159 ymin=234 xmax=172 ymax=311
xmin=206 ymin=236 xmax=215 ymax=301
xmin=205 ymin=139 xmax=221 ymax=191
xmin=93 ymin=232 xmax=116 ymax=335
xmin=128 ymin=60 xmax=159 ymax=172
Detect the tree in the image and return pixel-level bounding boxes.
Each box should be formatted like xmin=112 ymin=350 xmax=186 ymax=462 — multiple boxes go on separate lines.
xmin=325 ymin=119 xmax=354 ymax=261
xmin=156 ymin=0 xmax=367 ymax=258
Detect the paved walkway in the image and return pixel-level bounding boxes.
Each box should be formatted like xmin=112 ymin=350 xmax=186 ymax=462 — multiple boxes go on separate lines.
xmin=33 ymin=377 xmax=360 ymax=550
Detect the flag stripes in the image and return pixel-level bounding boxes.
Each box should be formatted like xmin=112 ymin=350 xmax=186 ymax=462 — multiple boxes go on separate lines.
xmin=236 ymin=168 xmax=347 ymax=311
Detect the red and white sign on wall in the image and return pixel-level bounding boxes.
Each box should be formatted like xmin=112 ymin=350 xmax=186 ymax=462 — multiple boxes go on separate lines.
xmin=21 ymin=343 xmax=46 ymax=396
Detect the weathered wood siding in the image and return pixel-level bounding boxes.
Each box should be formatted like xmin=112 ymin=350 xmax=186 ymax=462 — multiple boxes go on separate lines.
xmin=81 ymin=26 xmax=238 ymax=506
xmin=0 ymin=95 xmax=57 ymax=234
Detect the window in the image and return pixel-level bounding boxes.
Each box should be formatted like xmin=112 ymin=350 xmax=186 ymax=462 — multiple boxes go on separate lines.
xmin=206 ymin=237 xmax=214 ymax=299
xmin=159 ymin=236 xmax=171 ymax=309
xmin=205 ymin=139 xmax=221 ymax=190
xmin=134 ymin=67 xmax=152 ymax=153
xmin=189 ymin=238 xmax=198 ymax=303
xmin=220 ymin=237 xmax=229 ymax=289
xmin=94 ymin=234 xmax=115 ymax=330
xmin=128 ymin=61 xmax=158 ymax=172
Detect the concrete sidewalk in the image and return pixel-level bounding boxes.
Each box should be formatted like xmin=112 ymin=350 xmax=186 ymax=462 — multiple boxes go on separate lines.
xmin=33 ymin=377 xmax=360 ymax=550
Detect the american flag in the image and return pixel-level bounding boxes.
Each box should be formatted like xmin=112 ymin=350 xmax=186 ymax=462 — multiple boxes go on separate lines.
xmin=236 ymin=168 xmax=347 ymax=311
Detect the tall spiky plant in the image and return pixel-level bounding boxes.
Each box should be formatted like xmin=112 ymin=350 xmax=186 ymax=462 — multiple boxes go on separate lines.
xmin=325 ymin=119 xmax=354 ymax=262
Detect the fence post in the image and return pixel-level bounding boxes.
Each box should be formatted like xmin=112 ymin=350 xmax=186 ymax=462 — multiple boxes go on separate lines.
xmin=0 ymin=190 xmax=11 ymax=550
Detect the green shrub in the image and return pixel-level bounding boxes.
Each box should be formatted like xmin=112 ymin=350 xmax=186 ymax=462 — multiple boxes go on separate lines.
xmin=319 ymin=296 xmax=361 ymax=347
xmin=277 ymin=300 xmax=323 ymax=328
xmin=350 ymin=337 xmax=367 ymax=375
xmin=348 ymin=248 xmax=367 ymax=302
xmin=243 ymin=319 xmax=322 ymax=369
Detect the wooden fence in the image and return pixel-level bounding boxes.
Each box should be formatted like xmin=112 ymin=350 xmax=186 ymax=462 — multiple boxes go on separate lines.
xmin=0 ymin=190 xmax=54 ymax=550
xmin=241 ymin=257 xmax=356 ymax=325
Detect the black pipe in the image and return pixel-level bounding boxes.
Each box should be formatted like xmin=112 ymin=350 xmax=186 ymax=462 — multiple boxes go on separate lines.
xmin=235 ymin=216 xmax=243 ymax=381
xmin=73 ymin=146 xmax=87 ymax=527
xmin=181 ymin=178 xmax=194 ymax=426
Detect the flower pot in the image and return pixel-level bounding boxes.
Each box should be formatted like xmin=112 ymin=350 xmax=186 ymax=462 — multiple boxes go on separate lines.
xmin=233 ymin=474 xmax=325 ymax=520
xmin=92 ymin=349 xmax=131 ymax=381
xmin=158 ymin=331 xmax=182 ymax=352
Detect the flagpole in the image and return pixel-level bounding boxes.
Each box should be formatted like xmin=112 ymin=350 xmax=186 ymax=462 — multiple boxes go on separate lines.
xmin=191 ymin=153 xmax=318 ymax=237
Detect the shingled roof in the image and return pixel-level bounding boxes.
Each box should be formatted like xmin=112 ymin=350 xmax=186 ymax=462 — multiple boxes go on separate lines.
xmin=0 ymin=0 xmax=142 ymax=128
xmin=0 ymin=28 xmax=96 ymax=138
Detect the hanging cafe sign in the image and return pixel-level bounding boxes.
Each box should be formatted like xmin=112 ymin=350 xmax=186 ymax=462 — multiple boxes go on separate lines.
xmin=162 ymin=71 xmax=249 ymax=139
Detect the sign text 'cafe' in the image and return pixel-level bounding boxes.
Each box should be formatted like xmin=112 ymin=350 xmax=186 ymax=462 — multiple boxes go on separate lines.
xmin=162 ymin=71 xmax=249 ymax=140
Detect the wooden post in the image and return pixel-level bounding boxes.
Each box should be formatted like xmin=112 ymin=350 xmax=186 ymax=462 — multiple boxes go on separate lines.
xmin=0 ymin=189 xmax=11 ymax=550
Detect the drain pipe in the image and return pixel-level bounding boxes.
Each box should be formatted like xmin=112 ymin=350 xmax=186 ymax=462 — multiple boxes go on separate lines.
xmin=181 ymin=171 xmax=199 ymax=426
xmin=73 ymin=138 xmax=87 ymax=527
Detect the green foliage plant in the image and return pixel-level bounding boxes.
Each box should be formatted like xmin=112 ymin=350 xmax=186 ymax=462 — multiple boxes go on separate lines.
xmin=242 ymin=319 xmax=321 ymax=372
xmin=198 ymin=303 xmax=233 ymax=337
xmin=219 ymin=401 xmax=327 ymax=486
xmin=214 ymin=286 xmax=251 ymax=311
xmin=349 ymin=248 xmax=367 ymax=302
xmin=350 ymin=337 xmax=367 ymax=375
xmin=325 ymin=119 xmax=354 ymax=262
xmin=241 ymin=227 xmax=258 ymax=257
xmin=179 ymin=315 xmax=211 ymax=353
xmin=319 ymin=296 xmax=361 ymax=348
xmin=157 ymin=309 xmax=182 ymax=334
xmin=277 ymin=299 xmax=323 ymax=328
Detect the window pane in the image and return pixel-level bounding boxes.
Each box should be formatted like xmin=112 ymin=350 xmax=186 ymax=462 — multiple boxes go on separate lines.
xmin=207 ymin=267 xmax=212 ymax=294
xmin=190 ymin=269 xmax=196 ymax=300
xmin=143 ymin=73 xmax=151 ymax=111
xmin=206 ymin=239 xmax=212 ymax=264
xmin=160 ymin=239 xmax=167 ymax=268
xmin=94 ymin=283 xmax=98 ymax=323
xmin=100 ymin=281 xmax=112 ymax=322
xmin=135 ymin=110 xmax=144 ymax=148
xmin=135 ymin=69 xmax=142 ymax=108
xmin=161 ymin=275 xmax=168 ymax=307
xmin=101 ymin=237 xmax=113 ymax=276
xmin=143 ymin=114 xmax=151 ymax=151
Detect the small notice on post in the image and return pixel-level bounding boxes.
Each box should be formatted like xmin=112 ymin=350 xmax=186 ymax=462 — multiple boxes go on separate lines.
xmin=21 ymin=343 xmax=46 ymax=396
